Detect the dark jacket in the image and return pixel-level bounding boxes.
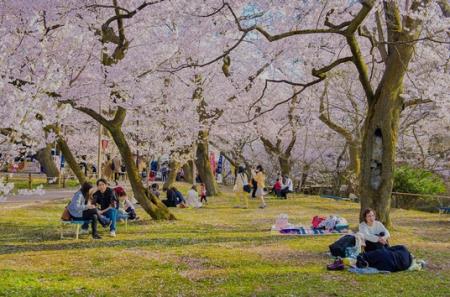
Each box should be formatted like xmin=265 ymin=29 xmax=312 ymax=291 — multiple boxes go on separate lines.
xmin=93 ymin=187 xmax=117 ymax=210
xmin=362 ymin=245 xmax=412 ymax=272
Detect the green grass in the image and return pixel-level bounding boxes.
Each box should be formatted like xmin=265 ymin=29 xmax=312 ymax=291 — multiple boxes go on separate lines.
xmin=3 ymin=177 xmax=90 ymax=193
xmin=0 ymin=183 xmax=449 ymax=297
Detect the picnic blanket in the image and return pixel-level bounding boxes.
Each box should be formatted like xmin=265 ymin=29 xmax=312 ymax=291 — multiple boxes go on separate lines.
xmin=271 ymin=225 xmax=352 ymax=236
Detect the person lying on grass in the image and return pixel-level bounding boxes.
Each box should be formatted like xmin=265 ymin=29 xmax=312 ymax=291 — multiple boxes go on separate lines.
xmin=357 ymin=208 xmax=390 ymax=252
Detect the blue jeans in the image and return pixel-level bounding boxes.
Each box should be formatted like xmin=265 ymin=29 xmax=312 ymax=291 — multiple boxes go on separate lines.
xmin=103 ymin=208 xmax=117 ymax=231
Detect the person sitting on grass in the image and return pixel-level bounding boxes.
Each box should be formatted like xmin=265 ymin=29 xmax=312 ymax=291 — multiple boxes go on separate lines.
xmin=92 ymin=178 xmax=119 ymax=237
xmin=358 ymin=208 xmax=390 ymax=252
xmin=149 ymin=183 xmax=160 ymax=198
xmin=67 ymin=182 xmax=102 ymax=239
xmin=171 ymin=187 xmax=187 ymax=207
xmin=186 ymin=185 xmax=202 ymax=208
xmin=114 ymin=186 xmax=139 ymax=221
xmin=280 ymin=175 xmax=293 ymax=199
xmin=162 ymin=187 xmax=178 ymax=207
xmin=272 ymin=178 xmax=282 ymax=198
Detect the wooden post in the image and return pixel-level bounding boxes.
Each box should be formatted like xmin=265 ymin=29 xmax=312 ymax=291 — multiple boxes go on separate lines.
xmin=28 ymin=173 xmax=32 ymax=189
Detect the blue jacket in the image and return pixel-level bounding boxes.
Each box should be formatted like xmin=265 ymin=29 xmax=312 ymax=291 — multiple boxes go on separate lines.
xmin=67 ymin=190 xmax=88 ymax=218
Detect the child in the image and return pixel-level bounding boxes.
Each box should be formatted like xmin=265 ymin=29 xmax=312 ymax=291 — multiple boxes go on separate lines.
xmin=199 ymin=183 xmax=207 ymax=204
xmin=114 ymin=186 xmax=138 ymax=220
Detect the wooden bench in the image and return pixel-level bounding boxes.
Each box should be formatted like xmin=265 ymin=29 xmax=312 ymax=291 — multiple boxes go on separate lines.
xmin=60 ymin=220 xmax=91 ymax=240
xmin=60 ymin=218 xmax=128 ymax=240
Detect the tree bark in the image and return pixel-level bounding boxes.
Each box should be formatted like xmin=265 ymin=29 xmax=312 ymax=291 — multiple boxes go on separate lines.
xmin=35 ymin=144 xmax=59 ymax=183
xmin=359 ymin=28 xmax=419 ymax=227
xmin=163 ymin=159 xmax=181 ymax=190
xmin=108 ymin=125 xmax=175 ymax=220
xmin=56 ymin=137 xmax=86 ymax=185
xmin=278 ymin=156 xmax=290 ymax=176
xmin=182 ymin=160 xmax=194 ymax=184
xmin=195 ymin=130 xmax=219 ymax=196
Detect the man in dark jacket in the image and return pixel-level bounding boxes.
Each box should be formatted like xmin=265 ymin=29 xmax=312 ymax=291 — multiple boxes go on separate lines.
xmin=93 ymin=178 xmax=118 ymax=237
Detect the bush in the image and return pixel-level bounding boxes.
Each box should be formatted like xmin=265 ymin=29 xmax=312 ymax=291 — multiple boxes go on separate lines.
xmin=393 ymin=165 xmax=446 ymax=210
xmin=394 ymin=165 xmax=446 ymax=195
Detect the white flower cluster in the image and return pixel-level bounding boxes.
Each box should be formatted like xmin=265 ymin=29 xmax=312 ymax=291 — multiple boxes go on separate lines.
xmin=0 ymin=178 xmax=14 ymax=202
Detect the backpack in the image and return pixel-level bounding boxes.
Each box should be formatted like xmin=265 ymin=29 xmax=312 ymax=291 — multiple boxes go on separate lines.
xmin=329 ymin=235 xmax=356 ymax=258
xmin=312 ymin=215 xmax=326 ymax=229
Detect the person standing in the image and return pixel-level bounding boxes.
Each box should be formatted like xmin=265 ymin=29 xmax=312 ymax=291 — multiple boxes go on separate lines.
xmin=233 ymin=166 xmax=249 ymax=209
xmin=255 ymin=165 xmax=267 ymax=209
xmin=250 ymin=167 xmax=258 ymax=199
xmin=93 ymin=178 xmax=118 ymax=237
xmin=112 ymin=155 xmax=122 ymax=185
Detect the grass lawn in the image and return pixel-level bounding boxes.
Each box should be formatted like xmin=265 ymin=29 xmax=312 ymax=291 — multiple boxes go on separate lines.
xmin=0 ymin=183 xmax=448 ymax=297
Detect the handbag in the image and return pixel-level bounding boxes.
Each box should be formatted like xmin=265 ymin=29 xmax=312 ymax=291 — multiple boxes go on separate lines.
xmin=61 ymin=206 xmax=71 ymax=221
xmin=243 ymin=185 xmax=251 ymax=193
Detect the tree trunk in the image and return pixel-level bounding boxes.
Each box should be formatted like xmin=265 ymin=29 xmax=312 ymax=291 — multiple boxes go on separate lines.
xmin=163 ymin=159 xmax=181 ymax=190
xmin=108 ymin=126 xmax=175 ymax=220
xmin=359 ymin=30 xmax=418 ymax=227
xmin=182 ymin=160 xmax=194 ymax=184
xmin=195 ymin=130 xmax=219 ymax=196
xmin=278 ymin=155 xmax=291 ymax=176
xmin=35 ymin=144 xmax=59 ymax=183
xmin=56 ymin=137 xmax=86 ymax=185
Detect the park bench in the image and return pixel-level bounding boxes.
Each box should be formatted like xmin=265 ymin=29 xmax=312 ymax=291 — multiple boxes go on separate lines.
xmin=60 ymin=218 xmax=128 ymax=240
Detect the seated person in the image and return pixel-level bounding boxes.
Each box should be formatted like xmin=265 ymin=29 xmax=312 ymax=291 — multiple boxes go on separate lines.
xmin=186 ymin=185 xmax=202 ymax=208
xmin=272 ymin=178 xmax=282 ymax=198
xmin=149 ymin=183 xmax=160 ymax=198
xmin=358 ymin=208 xmax=390 ymax=252
xmin=67 ymin=182 xmax=102 ymax=239
xmin=171 ymin=187 xmax=187 ymax=207
xmin=162 ymin=188 xmax=178 ymax=207
xmin=114 ymin=186 xmax=139 ymax=220
xmin=92 ymin=178 xmax=119 ymax=237
xmin=280 ymin=176 xmax=293 ymax=199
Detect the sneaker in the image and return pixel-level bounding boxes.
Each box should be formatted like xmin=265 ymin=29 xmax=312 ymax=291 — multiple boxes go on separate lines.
xmin=110 ymin=230 xmax=116 ymax=237
xmin=259 ymin=204 xmax=266 ymax=209
xmin=79 ymin=228 xmax=89 ymax=235
xmin=327 ymin=258 xmax=344 ymax=271
xmin=92 ymin=234 xmax=102 ymax=240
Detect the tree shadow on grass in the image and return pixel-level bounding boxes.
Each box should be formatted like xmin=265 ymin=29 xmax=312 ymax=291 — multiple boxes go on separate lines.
xmin=0 ymin=227 xmax=304 ymax=255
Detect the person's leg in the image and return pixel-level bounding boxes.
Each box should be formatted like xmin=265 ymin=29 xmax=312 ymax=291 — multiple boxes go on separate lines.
xmin=104 ymin=208 xmax=117 ymax=232
xmin=126 ymin=207 xmax=136 ymax=220
xmin=82 ymin=209 xmax=100 ymax=238
xmin=364 ymin=240 xmax=386 ymax=252
xmin=234 ymin=192 xmax=240 ymax=207
xmin=242 ymin=191 xmax=248 ymax=208
xmin=251 ymin=181 xmax=257 ymax=198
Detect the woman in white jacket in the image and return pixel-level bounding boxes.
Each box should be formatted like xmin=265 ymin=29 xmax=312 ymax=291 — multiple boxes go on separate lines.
xmin=358 ymin=208 xmax=390 ymax=252
xmin=233 ymin=166 xmax=249 ymax=209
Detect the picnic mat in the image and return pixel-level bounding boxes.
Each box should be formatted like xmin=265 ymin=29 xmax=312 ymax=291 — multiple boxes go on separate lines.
xmin=271 ymin=225 xmax=352 ymax=236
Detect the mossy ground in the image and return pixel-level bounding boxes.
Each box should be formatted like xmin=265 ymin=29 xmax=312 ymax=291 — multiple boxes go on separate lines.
xmin=0 ymin=183 xmax=448 ymax=297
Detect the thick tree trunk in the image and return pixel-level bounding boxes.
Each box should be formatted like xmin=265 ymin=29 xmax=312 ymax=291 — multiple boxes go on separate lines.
xmin=359 ymin=31 xmax=418 ymax=227
xmin=163 ymin=159 xmax=181 ymax=190
xmin=108 ymin=126 xmax=175 ymax=220
xmin=35 ymin=144 xmax=59 ymax=183
xmin=182 ymin=160 xmax=194 ymax=184
xmin=56 ymin=138 xmax=86 ymax=185
xmin=278 ymin=156 xmax=291 ymax=176
xmin=195 ymin=130 xmax=219 ymax=196
xmin=347 ymin=143 xmax=361 ymax=195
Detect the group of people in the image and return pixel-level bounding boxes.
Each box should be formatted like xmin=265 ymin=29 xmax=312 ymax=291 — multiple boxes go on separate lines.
xmin=272 ymin=174 xmax=294 ymax=199
xmin=67 ymin=178 xmax=138 ymax=239
xmin=233 ymin=165 xmax=267 ymax=209
xmin=149 ymin=183 xmax=207 ymax=209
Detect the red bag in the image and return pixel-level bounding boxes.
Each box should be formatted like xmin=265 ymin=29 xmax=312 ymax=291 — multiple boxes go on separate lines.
xmin=312 ymin=215 xmax=326 ymax=229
